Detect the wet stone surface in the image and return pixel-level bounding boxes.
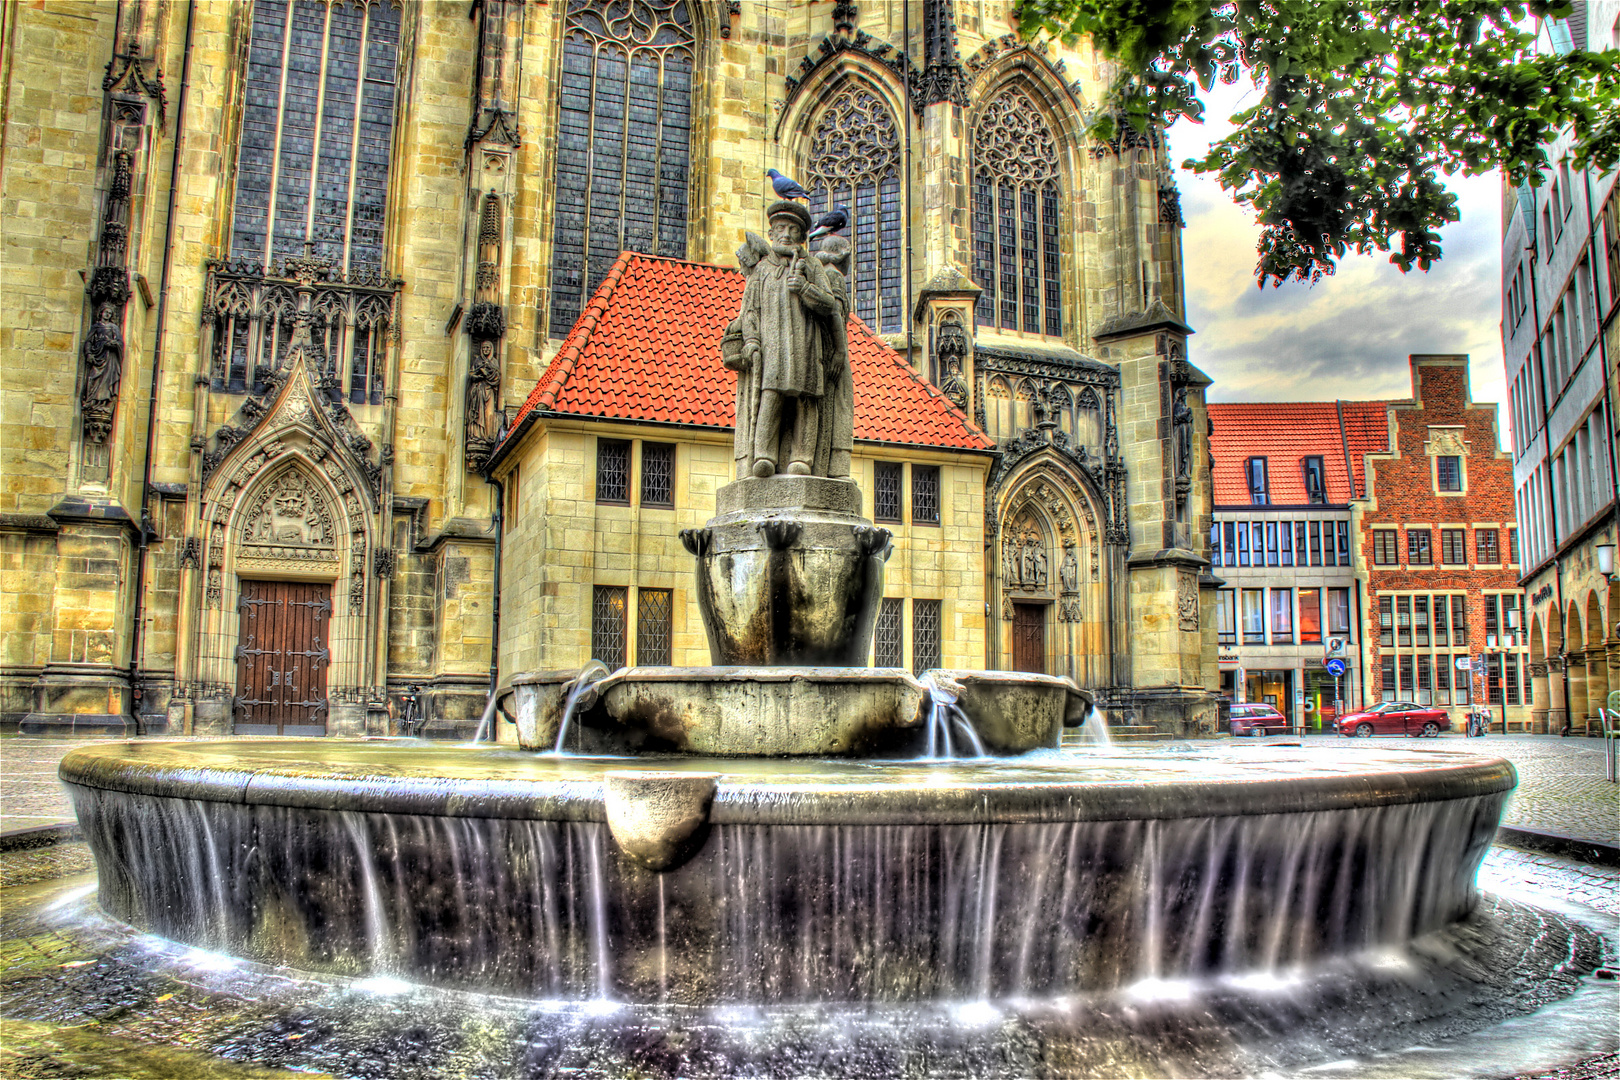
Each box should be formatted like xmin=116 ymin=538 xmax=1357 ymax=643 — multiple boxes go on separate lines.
xmin=0 ymin=854 xmax=1614 ymax=1079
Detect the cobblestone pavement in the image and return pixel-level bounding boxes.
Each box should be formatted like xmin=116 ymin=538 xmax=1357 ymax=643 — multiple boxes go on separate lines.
xmin=1293 ymin=733 xmax=1619 ymax=845
xmin=1479 ymin=846 xmax=1620 ymax=917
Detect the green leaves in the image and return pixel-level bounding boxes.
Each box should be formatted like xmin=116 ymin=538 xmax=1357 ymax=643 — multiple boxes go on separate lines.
xmin=1017 ymin=0 xmax=1620 ymax=285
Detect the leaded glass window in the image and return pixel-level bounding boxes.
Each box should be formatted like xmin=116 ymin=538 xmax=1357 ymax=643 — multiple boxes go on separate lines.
xmin=912 ymin=599 xmax=942 ymax=675
xmin=549 ymin=0 xmax=692 ymax=336
xmin=875 ymin=597 xmax=904 ymax=667
xmin=597 ymin=439 xmax=630 ymax=503
xmin=637 ymin=588 xmax=672 ymax=666
xmin=592 ymin=586 xmax=628 ymax=669
xmin=912 ymin=465 xmax=940 ymax=525
xmin=231 ymin=0 xmax=400 ymax=273
xmin=874 ymin=461 xmax=903 ymax=522
xmin=805 ymin=85 xmax=903 ymax=333
xmin=641 ymin=442 xmax=674 ymax=507
xmin=972 ymin=87 xmax=1061 ymax=335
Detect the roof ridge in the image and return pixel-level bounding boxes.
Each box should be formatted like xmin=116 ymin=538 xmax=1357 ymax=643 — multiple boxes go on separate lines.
xmin=532 ymin=249 xmax=638 ymax=412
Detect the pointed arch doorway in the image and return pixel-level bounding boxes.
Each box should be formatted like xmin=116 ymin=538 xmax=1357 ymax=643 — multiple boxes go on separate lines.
xmin=1012 ymin=601 xmax=1047 ymax=674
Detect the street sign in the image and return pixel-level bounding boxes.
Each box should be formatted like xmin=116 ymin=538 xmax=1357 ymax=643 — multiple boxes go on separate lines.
xmin=1325 ymin=636 xmax=1347 ymax=658
xmin=1454 ymin=656 xmax=1473 ymax=672
xmin=1324 ymin=657 xmax=1347 ymax=678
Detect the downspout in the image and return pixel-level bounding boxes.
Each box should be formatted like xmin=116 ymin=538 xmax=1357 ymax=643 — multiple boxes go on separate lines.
xmin=482 ymin=473 xmax=505 ymax=741
xmin=128 ymin=0 xmax=195 ymax=731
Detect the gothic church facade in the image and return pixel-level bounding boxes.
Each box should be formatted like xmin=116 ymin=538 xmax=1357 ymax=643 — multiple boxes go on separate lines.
xmin=1 ymin=0 xmax=1216 ymax=736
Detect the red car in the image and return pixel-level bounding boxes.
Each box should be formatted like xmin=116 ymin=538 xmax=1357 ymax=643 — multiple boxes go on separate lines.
xmin=1229 ymin=703 xmax=1289 ymax=737
xmin=1336 ymin=701 xmax=1449 ymax=738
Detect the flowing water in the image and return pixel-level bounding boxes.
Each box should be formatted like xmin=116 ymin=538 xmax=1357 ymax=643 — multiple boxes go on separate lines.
xmin=917 ymin=672 xmax=987 ymax=759
xmin=552 ymin=660 xmax=611 ymax=754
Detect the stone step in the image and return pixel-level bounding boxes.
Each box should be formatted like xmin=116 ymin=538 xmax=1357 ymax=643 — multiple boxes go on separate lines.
xmin=1061 ymin=728 xmax=1177 ymax=745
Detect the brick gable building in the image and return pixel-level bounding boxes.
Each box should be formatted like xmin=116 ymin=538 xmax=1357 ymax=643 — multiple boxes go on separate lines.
xmin=1361 ymin=356 xmax=1531 ymax=729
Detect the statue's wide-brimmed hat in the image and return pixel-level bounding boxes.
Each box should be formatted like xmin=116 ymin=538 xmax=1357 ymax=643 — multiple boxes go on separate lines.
xmin=766 ymin=200 xmax=812 ymax=232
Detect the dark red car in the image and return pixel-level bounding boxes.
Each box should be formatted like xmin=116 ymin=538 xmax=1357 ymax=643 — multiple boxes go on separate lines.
xmin=1336 ymin=701 xmax=1449 ymax=738
xmin=1229 ymin=702 xmax=1289 ymax=737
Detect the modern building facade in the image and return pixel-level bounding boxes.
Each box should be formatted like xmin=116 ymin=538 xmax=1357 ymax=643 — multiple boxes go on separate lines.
xmin=1500 ymin=1 xmax=1620 ymax=735
xmin=1208 ymin=356 xmax=1531 ymax=732
xmin=1207 ymin=400 xmax=1386 ymax=732
xmin=1 ymin=0 xmax=1218 ymax=737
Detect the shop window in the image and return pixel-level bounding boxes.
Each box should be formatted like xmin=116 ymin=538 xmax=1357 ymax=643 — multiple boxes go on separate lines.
xmin=874 ymin=597 xmax=903 ymax=667
xmin=1407 ymin=529 xmax=1432 ymax=565
xmin=1242 ymin=589 xmax=1265 ymax=645
xmin=1298 ymin=588 xmax=1322 ymax=644
xmin=912 ymin=465 xmax=940 ymax=525
xmin=1475 ymin=528 xmax=1499 ymax=563
xmin=1246 ymin=457 xmax=1269 ymax=505
xmin=596 ymin=439 xmax=630 ymax=504
xmin=912 ymin=599 xmax=942 ymax=674
xmin=640 ymin=443 xmax=675 ymax=508
xmin=1303 ymin=457 xmax=1326 ymax=504
xmin=591 ymin=585 xmax=628 ymax=669
xmin=1373 ymin=529 xmax=1398 ymax=565
xmin=1436 ymin=455 xmax=1463 ymax=492
xmin=636 ymin=588 xmax=673 ymax=666
xmin=874 ymin=462 xmax=903 ymax=523
xmin=1441 ymin=528 xmax=1466 ymax=565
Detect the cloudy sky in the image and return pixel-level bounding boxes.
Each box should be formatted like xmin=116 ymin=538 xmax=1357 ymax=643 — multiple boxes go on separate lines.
xmin=1169 ymin=81 xmax=1509 ymax=437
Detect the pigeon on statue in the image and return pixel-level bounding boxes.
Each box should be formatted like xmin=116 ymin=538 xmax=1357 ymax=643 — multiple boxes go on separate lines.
xmin=766 ymin=168 xmax=809 ymax=202
xmin=808 ymin=206 xmax=849 ymax=241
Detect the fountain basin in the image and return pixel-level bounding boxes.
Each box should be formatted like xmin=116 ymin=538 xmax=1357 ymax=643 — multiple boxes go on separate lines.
xmin=63 ymin=740 xmax=1513 ymax=1004
xmin=501 ymin=667 xmax=1087 ymax=755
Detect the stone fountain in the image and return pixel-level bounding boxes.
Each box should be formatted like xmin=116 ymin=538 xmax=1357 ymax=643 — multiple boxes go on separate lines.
xmin=55 ymin=202 xmax=1566 ymax=1069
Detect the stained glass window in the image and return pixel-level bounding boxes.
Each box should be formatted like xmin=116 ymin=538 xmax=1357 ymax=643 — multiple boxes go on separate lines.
xmin=972 ymin=87 xmax=1061 ymax=336
xmin=549 ymin=0 xmax=692 ymax=336
xmin=230 ymin=0 xmax=400 ymax=273
xmin=805 ymin=86 xmax=904 ymax=333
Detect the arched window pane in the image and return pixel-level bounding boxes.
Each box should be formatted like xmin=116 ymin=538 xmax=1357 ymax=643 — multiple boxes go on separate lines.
xmin=549 ymin=0 xmax=693 ymax=336
xmin=805 ymin=86 xmax=903 ymax=334
xmin=972 ymin=87 xmax=1061 ymax=336
xmin=230 ymin=0 xmax=401 ymax=275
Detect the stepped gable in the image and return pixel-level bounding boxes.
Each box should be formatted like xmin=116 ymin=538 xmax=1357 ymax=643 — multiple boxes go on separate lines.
xmin=1207 ymin=400 xmax=1390 ymax=505
xmin=507 ymin=251 xmax=993 ymax=452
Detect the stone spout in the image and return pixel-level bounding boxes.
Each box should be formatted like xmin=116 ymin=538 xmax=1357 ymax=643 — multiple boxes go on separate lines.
xmin=603 ymin=771 xmax=719 ymax=871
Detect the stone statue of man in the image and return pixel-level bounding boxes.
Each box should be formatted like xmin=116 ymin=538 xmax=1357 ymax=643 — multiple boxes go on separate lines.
xmin=722 ymin=201 xmax=844 ymax=479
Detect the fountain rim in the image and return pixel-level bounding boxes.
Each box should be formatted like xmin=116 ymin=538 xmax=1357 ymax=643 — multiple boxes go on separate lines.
xmin=59 ymin=740 xmax=1518 ymax=827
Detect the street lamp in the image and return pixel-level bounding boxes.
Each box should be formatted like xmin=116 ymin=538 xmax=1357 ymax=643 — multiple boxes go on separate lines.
xmin=1597 ymin=541 xmax=1616 ymax=581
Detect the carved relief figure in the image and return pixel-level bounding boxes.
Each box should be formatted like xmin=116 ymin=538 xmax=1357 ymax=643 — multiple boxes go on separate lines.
xmin=1032 ymin=541 xmax=1049 ymax=587
xmin=723 ymin=201 xmax=847 ymax=479
xmin=1173 ymin=384 xmax=1193 ymax=479
xmin=1060 ymin=541 xmax=1078 ymax=592
xmin=243 ymin=471 xmax=336 ymax=554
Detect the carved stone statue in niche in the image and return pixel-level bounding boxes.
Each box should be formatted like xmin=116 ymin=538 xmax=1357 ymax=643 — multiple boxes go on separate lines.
xmin=940 ymin=356 xmax=967 ymax=412
xmin=80 ymin=301 xmax=124 ymax=441
xmin=1002 ymin=536 xmax=1019 ymax=583
xmin=1060 ymin=541 xmax=1078 ymax=592
xmin=1173 ymin=384 xmax=1193 ymax=480
xmin=936 ymin=313 xmax=968 ymax=411
xmin=723 ymin=201 xmax=849 ymax=479
xmin=1032 ymin=540 xmax=1048 ymax=587
xmin=466 ymin=338 xmax=503 ymax=448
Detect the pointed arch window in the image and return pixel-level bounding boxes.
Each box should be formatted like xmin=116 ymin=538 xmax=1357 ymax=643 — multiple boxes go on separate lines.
xmin=230 ymin=0 xmax=401 ymax=274
xmin=805 ymin=84 xmax=904 ymax=333
xmin=972 ymin=86 xmax=1061 ymax=336
xmin=549 ymin=0 xmax=693 ymax=336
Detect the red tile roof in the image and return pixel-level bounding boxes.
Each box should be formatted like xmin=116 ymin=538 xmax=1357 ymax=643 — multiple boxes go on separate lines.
xmin=1207 ymin=400 xmax=1390 ymax=506
xmin=505 ymin=251 xmax=993 ymax=454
